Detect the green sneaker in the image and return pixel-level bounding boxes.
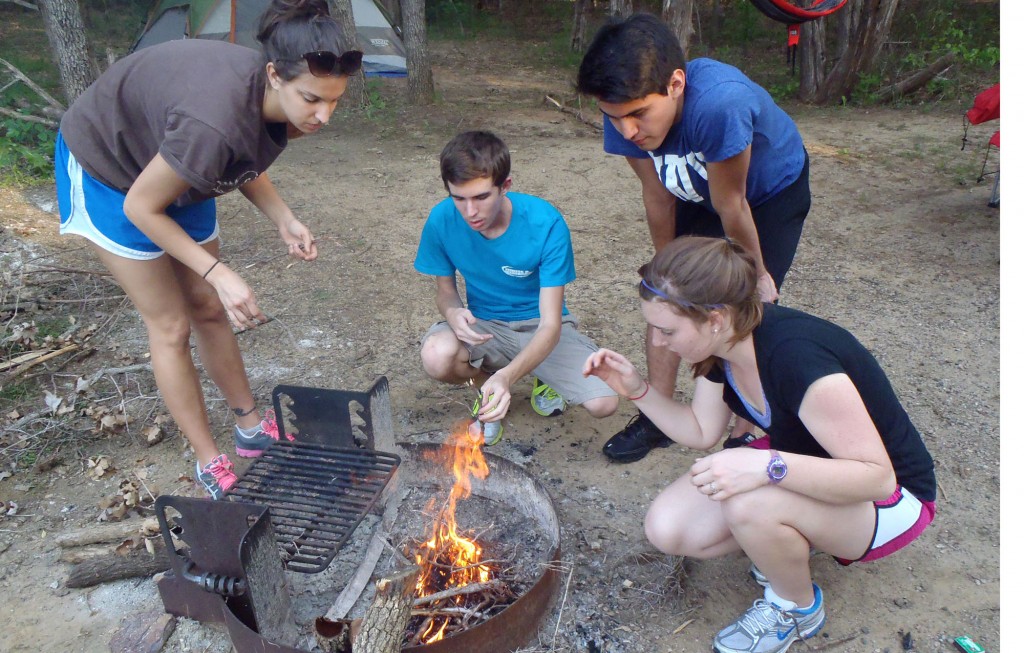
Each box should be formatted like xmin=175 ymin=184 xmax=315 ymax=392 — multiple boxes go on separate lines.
xmin=530 ymin=379 xmax=566 ymax=417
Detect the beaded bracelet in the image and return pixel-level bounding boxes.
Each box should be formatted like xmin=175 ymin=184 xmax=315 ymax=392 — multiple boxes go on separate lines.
xmin=627 ymin=380 xmax=650 ymax=402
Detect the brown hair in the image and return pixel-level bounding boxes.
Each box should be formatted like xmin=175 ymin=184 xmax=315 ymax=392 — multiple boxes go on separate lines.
xmin=256 ymin=0 xmax=347 ymax=81
xmin=639 ymin=236 xmax=763 ymax=377
xmin=439 ymin=131 xmax=511 ymax=190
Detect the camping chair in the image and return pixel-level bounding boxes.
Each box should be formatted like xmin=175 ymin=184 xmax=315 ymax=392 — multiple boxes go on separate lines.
xmin=962 ymin=83 xmax=999 ymax=208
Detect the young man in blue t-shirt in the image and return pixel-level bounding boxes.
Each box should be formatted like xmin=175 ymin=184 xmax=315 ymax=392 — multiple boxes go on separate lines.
xmin=415 ymin=131 xmax=618 ymax=444
xmin=577 ymin=13 xmax=811 ymax=463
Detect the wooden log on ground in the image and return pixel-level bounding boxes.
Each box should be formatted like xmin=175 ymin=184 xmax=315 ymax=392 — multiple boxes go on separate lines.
xmin=55 ymin=517 xmax=158 ymax=548
xmin=876 ymin=52 xmax=956 ymax=103
xmin=65 ymin=538 xmax=169 ymax=588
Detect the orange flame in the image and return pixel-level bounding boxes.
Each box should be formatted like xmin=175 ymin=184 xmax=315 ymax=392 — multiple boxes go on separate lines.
xmin=412 ymin=419 xmax=491 ymax=643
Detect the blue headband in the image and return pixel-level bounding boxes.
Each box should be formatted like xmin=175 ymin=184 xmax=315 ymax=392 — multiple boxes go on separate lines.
xmin=640 ymin=278 xmax=726 ymax=310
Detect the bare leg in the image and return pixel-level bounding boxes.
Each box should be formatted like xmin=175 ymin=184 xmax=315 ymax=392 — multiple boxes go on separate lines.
xmin=90 ymin=245 xmax=221 ymax=467
xmin=421 ymin=327 xmax=482 ymax=384
xmin=169 ymin=241 xmax=260 ymax=431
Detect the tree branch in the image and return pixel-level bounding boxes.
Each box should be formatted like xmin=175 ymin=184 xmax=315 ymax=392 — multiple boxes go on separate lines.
xmin=0 ymin=106 xmax=58 ymax=128
xmin=876 ymin=52 xmax=957 ymax=103
xmin=0 ymin=0 xmax=38 ymax=10
xmin=0 ymin=57 xmax=65 ymax=112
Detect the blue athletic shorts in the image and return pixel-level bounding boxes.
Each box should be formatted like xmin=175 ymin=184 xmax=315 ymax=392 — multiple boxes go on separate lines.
xmin=55 ymin=131 xmax=218 ymax=260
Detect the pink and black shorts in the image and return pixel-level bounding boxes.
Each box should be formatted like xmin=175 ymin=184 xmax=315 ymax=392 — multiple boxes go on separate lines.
xmin=835 ymin=485 xmax=936 ymax=565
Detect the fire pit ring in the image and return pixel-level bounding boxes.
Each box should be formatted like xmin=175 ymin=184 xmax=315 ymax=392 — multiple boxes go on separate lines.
xmin=160 ymin=441 xmax=563 ymax=653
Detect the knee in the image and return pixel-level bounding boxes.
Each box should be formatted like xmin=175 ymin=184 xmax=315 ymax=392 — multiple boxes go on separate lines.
xmin=719 ymin=489 xmax=768 ymax=530
xmin=144 ymin=314 xmax=192 ymax=351
xmin=186 ymin=289 xmax=229 ymax=326
xmin=582 ymin=395 xmax=618 ymax=418
xmin=644 ymin=502 xmax=700 ymax=557
xmin=420 ymin=334 xmax=462 ymax=381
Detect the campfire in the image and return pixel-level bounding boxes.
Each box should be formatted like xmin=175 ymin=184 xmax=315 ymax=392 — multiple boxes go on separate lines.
xmin=406 ymin=420 xmax=517 ymax=645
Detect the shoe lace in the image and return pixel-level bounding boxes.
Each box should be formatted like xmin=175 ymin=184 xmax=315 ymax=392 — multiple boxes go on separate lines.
xmin=736 ymin=599 xmax=790 ymax=637
xmin=203 ymin=456 xmax=237 ymax=491
xmin=260 ymin=409 xmax=295 ymax=442
xmin=622 ymin=412 xmax=652 ymax=435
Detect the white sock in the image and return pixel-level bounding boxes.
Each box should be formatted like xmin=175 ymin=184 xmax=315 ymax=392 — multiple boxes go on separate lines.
xmin=765 ymin=585 xmax=814 ymax=611
xmin=236 ymin=423 xmax=262 ymax=437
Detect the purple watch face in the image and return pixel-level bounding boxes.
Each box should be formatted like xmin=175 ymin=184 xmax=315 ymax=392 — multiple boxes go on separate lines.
xmin=768 ymin=456 xmax=787 ymax=482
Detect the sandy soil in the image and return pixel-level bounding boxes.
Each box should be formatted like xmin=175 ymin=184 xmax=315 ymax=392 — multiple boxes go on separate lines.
xmin=0 ymin=40 xmax=1000 ymax=652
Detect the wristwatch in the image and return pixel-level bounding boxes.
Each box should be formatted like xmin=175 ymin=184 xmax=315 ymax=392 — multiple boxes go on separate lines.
xmin=767 ymin=449 xmax=787 ymax=484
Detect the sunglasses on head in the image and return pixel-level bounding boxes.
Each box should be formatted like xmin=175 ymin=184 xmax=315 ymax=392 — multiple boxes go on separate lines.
xmin=283 ymin=50 xmax=363 ymax=77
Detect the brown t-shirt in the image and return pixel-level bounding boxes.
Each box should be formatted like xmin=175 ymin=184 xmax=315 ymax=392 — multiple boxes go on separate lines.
xmin=60 ymin=39 xmax=287 ymax=207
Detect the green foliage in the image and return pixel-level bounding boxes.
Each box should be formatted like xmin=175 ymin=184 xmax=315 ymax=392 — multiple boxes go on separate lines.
xmin=0 ymin=115 xmax=56 ymax=184
xmin=363 ymin=79 xmax=392 ymax=121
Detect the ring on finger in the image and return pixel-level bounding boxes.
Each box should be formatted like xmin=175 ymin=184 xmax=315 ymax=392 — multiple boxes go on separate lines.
xmin=709 ymin=482 xmax=717 ymax=494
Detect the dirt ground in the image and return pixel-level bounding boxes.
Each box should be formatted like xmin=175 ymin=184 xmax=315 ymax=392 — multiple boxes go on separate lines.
xmin=0 ymin=40 xmax=1001 ymax=653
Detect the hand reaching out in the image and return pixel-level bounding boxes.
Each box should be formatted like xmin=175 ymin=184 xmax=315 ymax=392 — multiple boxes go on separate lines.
xmin=280 ymin=218 xmax=318 ymax=261
xmin=582 ymin=348 xmax=646 ymax=399
xmin=205 ymin=263 xmax=267 ymax=330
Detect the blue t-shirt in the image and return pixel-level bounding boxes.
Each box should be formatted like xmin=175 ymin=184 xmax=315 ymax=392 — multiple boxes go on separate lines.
xmin=414 ymin=192 xmax=575 ymax=322
xmin=604 ymin=58 xmax=805 ymax=211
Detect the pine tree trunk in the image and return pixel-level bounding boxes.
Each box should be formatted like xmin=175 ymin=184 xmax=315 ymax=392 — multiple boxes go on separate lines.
xmin=36 ymin=0 xmax=96 ymax=104
xmin=570 ymin=0 xmax=589 ymax=52
xmin=609 ymin=0 xmax=633 ymax=18
xmin=399 ymin=0 xmax=434 ymax=105
xmin=662 ymin=0 xmax=695 ymax=56
xmin=811 ymin=0 xmax=900 ymax=104
xmin=330 ymin=0 xmax=365 ymax=108
xmin=798 ymin=20 xmax=825 ymax=102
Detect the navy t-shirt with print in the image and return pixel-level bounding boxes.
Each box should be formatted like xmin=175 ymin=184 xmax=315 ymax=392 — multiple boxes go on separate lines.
xmin=705 ymin=304 xmax=936 ymax=502
xmin=604 ymin=58 xmax=805 ymax=212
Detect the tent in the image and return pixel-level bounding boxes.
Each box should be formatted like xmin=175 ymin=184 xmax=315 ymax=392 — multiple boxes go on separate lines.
xmin=131 ymin=0 xmax=407 ymax=77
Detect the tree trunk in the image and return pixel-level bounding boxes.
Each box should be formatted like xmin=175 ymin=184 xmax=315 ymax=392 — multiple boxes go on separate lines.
xmin=330 ymin=0 xmax=366 ymax=107
xmin=36 ymin=0 xmax=96 ymax=104
xmin=810 ymin=0 xmax=900 ymax=104
xmin=570 ymin=0 xmax=589 ymax=52
xmin=399 ymin=0 xmax=434 ymax=105
xmin=609 ymin=0 xmax=633 ymax=18
xmin=662 ymin=0 xmax=695 ymax=56
xmin=798 ymin=20 xmax=825 ymax=102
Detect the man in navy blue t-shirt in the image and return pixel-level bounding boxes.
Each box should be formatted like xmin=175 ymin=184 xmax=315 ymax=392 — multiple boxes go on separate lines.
xmin=577 ymin=13 xmax=811 ymax=463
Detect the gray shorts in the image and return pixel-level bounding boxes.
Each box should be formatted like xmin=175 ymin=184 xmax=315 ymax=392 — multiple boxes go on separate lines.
xmin=423 ymin=314 xmax=616 ymax=405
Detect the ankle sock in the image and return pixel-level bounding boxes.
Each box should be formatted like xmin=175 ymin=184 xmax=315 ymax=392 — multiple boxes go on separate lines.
xmin=765 ymin=585 xmax=814 ymax=611
xmin=236 ymin=423 xmax=262 ymax=437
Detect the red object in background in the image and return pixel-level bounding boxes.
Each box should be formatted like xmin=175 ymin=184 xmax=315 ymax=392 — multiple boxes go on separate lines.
xmin=966 ymin=83 xmax=999 ymax=125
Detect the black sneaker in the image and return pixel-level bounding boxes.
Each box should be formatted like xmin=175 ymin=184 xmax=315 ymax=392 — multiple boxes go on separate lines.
xmin=722 ymin=432 xmax=760 ymax=450
xmin=602 ymin=413 xmax=673 ymax=463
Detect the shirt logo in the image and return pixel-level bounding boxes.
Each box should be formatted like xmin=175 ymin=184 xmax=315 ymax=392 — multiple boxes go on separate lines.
xmin=502 ymin=266 xmax=534 ymax=278
xmin=652 ymin=151 xmax=708 ymax=203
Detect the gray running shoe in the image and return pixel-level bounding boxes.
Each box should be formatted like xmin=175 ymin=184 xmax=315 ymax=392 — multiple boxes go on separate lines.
xmin=713 ymin=584 xmax=825 ymax=653
xmin=195 ymin=454 xmax=238 ymax=500
xmin=235 ymin=409 xmax=294 ymax=458
xmin=530 ymin=379 xmax=566 ymax=417
xmin=470 ymin=419 xmax=504 ymax=445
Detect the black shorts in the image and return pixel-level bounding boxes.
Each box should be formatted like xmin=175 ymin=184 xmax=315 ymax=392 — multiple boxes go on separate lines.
xmin=674 ymin=151 xmax=810 ymax=289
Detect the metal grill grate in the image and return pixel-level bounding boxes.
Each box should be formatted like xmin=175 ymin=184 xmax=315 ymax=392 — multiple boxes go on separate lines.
xmin=227 ymin=441 xmax=400 ymax=573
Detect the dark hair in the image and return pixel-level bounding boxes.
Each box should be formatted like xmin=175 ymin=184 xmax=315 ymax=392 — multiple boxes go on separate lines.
xmin=577 ymin=13 xmax=686 ymax=103
xmin=439 ymin=131 xmax=511 ymax=190
xmin=256 ymin=0 xmax=348 ymax=81
xmin=639 ymin=237 xmax=762 ymax=377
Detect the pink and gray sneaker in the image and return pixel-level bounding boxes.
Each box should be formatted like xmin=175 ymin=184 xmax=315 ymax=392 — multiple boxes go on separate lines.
xmin=195 ymin=454 xmax=238 ymax=500
xmin=234 ymin=409 xmax=295 ymax=458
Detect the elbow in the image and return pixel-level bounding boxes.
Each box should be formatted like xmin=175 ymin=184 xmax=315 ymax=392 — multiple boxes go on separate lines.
xmin=873 ymin=469 xmax=898 ymax=502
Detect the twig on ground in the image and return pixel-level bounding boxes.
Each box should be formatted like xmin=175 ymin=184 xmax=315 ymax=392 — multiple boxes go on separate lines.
xmin=550 ymin=561 xmax=573 ymax=650
xmin=543 ymin=95 xmax=601 ymax=131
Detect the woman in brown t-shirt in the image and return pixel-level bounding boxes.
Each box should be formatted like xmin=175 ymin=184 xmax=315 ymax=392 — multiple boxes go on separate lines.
xmin=55 ymin=0 xmax=362 ymax=498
